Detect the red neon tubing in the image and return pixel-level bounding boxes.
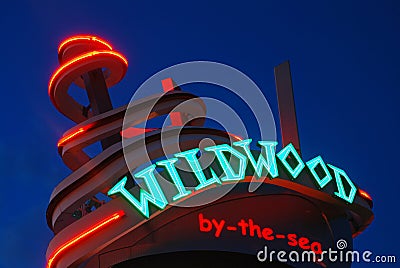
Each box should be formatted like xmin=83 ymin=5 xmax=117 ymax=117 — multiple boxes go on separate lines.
xmin=48 ymin=50 xmax=128 ymax=96
xmin=46 ymin=210 xmax=125 ymax=268
xmin=58 ymin=35 xmax=113 ymax=53
xmin=57 ymin=127 xmax=85 ymax=147
xmin=358 ymin=189 xmax=372 ymax=201
xmin=227 ymin=132 xmax=243 ymax=141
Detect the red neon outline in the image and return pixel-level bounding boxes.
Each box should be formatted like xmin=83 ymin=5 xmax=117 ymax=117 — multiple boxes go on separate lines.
xmin=48 ymin=50 xmax=128 ymax=96
xmin=57 ymin=127 xmax=85 ymax=147
xmin=46 ymin=210 xmax=125 ymax=268
xmin=358 ymin=189 xmax=372 ymax=201
xmin=58 ymin=35 xmax=113 ymax=53
xmin=227 ymin=132 xmax=243 ymax=141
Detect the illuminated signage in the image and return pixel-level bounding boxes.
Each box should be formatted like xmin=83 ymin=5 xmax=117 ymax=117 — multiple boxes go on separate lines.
xmin=108 ymin=139 xmax=357 ymax=218
xmin=198 ymin=213 xmax=323 ymax=254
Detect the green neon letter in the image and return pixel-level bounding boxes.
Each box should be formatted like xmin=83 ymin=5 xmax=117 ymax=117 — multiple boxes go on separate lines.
xmin=175 ymin=148 xmax=221 ymax=190
xmin=327 ymin=164 xmax=357 ymax=203
xmin=204 ymin=144 xmax=247 ymax=182
xmin=233 ymin=139 xmax=278 ymax=178
xmin=107 ymin=165 xmax=168 ymax=218
xmin=306 ymin=156 xmax=333 ymax=189
xmin=276 ymin=143 xmax=305 ymax=179
xmin=156 ymin=158 xmax=192 ymax=201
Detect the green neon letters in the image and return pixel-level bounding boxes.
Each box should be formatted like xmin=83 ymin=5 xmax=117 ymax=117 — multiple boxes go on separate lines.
xmin=276 ymin=143 xmax=305 ymax=179
xmin=327 ymin=164 xmax=357 ymax=203
xmin=107 ymin=164 xmax=168 ymax=218
xmin=204 ymin=144 xmax=247 ymax=181
xmin=108 ymin=140 xmax=359 ymax=218
xmin=306 ymin=156 xmax=332 ymax=188
xmin=156 ymin=158 xmax=192 ymax=201
xmin=175 ymin=148 xmax=221 ymax=190
xmin=233 ymin=139 xmax=278 ymax=178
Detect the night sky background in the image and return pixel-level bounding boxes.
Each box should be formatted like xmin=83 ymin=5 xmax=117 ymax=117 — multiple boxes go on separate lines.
xmin=0 ymin=1 xmax=399 ymax=267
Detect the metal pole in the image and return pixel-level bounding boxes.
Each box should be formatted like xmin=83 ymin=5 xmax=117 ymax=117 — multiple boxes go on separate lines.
xmin=274 ymin=61 xmax=301 ymax=155
xmin=82 ymin=68 xmax=121 ymax=149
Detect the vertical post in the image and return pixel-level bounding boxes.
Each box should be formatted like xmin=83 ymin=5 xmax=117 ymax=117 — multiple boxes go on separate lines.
xmin=274 ymin=61 xmax=301 ymax=155
xmin=82 ymin=68 xmax=121 ymax=149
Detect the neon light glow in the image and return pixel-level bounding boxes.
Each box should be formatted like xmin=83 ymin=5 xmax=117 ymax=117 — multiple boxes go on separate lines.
xmin=156 ymin=158 xmax=192 ymax=201
xmin=327 ymin=164 xmax=357 ymax=203
xmin=233 ymin=139 xmax=278 ymax=178
xmin=120 ymin=127 xmax=156 ymax=139
xmin=46 ymin=210 xmax=125 ymax=268
xmin=161 ymin=78 xmax=184 ymax=126
xmin=276 ymin=143 xmax=305 ymax=179
xmin=48 ymin=50 xmax=128 ymax=95
xmin=57 ymin=127 xmax=85 ymax=147
xmin=108 ymin=165 xmax=168 ymax=218
xmin=58 ymin=35 xmax=113 ymax=53
xmin=204 ymin=144 xmax=247 ymax=181
xmin=109 ymin=140 xmax=362 ymax=218
xmin=198 ymin=213 xmax=322 ymax=254
xmin=358 ymin=189 xmax=372 ymax=201
xmin=306 ymin=156 xmax=332 ymax=189
xmin=227 ymin=132 xmax=243 ymax=141
xmin=175 ymin=148 xmax=221 ymax=190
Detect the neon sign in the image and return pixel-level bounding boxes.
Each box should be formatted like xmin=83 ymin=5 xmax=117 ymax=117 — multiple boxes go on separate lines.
xmin=198 ymin=213 xmax=323 ymax=254
xmin=108 ymin=139 xmax=358 ymax=218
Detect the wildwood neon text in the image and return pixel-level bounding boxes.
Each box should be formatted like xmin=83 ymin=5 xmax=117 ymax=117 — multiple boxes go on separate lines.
xmin=108 ymin=139 xmax=357 ymax=218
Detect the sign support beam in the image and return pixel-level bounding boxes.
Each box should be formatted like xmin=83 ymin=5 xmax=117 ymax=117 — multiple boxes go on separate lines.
xmin=274 ymin=61 xmax=301 ymax=156
xmin=83 ymin=68 xmax=121 ymax=150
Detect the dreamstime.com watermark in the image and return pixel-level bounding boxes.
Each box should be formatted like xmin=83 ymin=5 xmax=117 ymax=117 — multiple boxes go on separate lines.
xmin=257 ymin=239 xmax=397 ymax=264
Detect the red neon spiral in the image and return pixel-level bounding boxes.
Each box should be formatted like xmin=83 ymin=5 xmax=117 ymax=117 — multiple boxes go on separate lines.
xmin=48 ymin=35 xmax=128 ymax=124
xmin=48 ymin=35 xmax=128 ymax=145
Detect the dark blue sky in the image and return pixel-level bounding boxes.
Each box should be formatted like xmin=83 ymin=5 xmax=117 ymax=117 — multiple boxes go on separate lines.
xmin=0 ymin=1 xmax=399 ymax=267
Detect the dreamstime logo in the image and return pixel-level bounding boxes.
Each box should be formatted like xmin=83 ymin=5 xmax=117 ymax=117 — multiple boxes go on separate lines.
xmin=336 ymin=239 xmax=347 ymax=250
xmin=122 ymin=61 xmax=277 ymax=208
xmin=257 ymin=239 xmax=397 ymax=264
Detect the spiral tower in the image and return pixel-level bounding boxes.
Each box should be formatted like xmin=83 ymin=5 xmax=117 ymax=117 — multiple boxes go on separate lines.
xmin=46 ymin=35 xmax=373 ymax=268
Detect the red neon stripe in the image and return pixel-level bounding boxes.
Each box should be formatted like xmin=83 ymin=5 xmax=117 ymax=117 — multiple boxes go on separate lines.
xmin=358 ymin=189 xmax=372 ymax=201
xmin=48 ymin=50 xmax=128 ymax=96
xmin=47 ymin=210 xmax=125 ymax=268
xmin=161 ymin=78 xmax=184 ymax=126
xmin=57 ymin=127 xmax=85 ymax=147
xmin=58 ymin=35 xmax=113 ymax=53
xmin=120 ymin=127 xmax=157 ymax=139
xmin=227 ymin=132 xmax=243 ymax=141
xmin=161 ymin=78 xmax=176 ymax=92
